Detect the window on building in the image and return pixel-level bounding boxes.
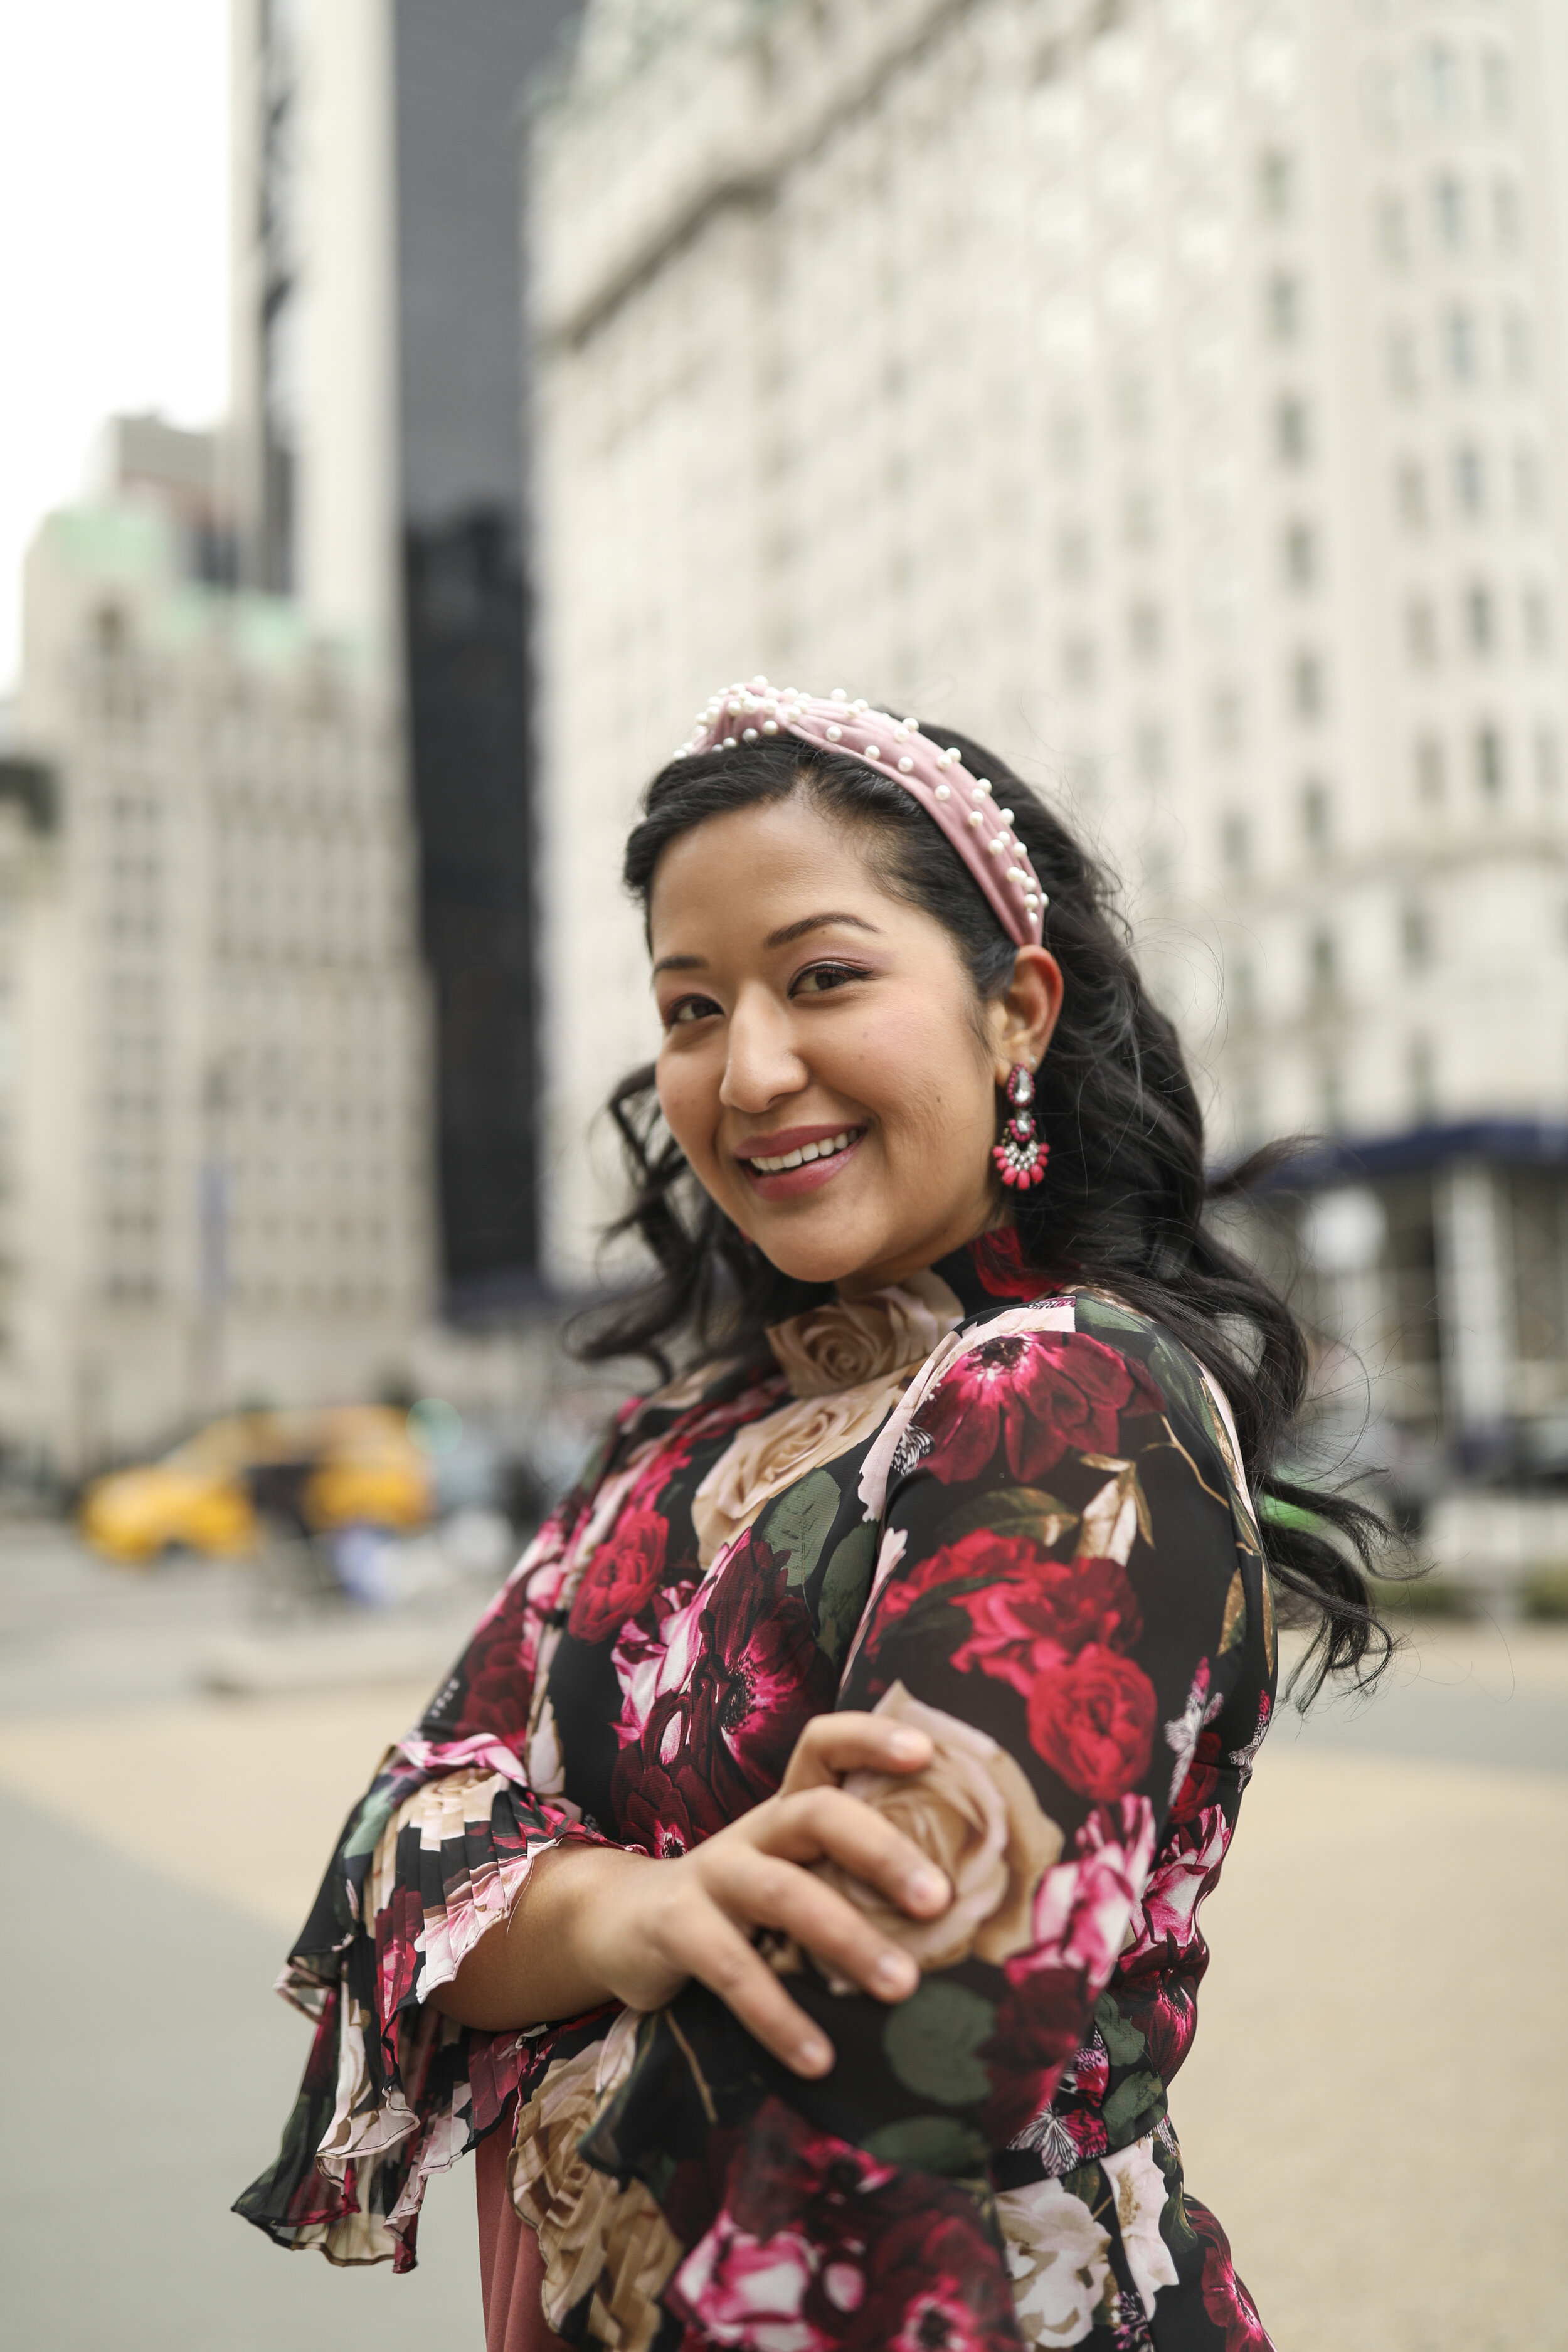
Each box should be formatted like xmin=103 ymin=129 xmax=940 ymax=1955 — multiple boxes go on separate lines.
xmin=1503 ymin=310 xmax=1534 ymax=385
xmin=1434 ymin=175 xmax=1466 ymax=251
xmin=1259 ymin=147 xmax=1295 ymax=220
xmin=1231 ymin=956 xmax=1257 ymax=1023
xmin=1056 ymin=525 xmax=1091 ymax=581
xmin=1416 ymin=734 xmax=1446 ymax=804
xmin=1266 ymin=272 xmax=1302 ymax=342
xmin=1062 ymin=635 xmax=1097 ymax=691
xmin=1454 ymin=445 xmax=1485 ymax=516
xmin=1302 ymin=778 xmax=1331 ymax=850
xmin=1407 ymin=597 xmax=1438 ymax=665
xmin=1135 ymin=722 xmax=1167 ymax=783
xmin=1292 ymin=650 xmax=1326 ymax=719
xmin=1423 ymin=43 xmax=1460 ymax=122
xmin=1376 ymin=192 xmax=1407 ymax=267
xmin=1309 ymin=925 xmax=1338 ymax=1000
xmin=1128 ymin=602 xmax=1162 ymax=662
xmin=1318 ymin=1056 xmax=1345 ymax=1131
xmin=1493 ymin=179 xmax=1522 ymax=253
xmin=1409 ymin=1034 xmax=1436 ymax=1119
xmin=1476 ymin=721 xmax=1505 ymax=797
xmin=1446 ymin=307 xmax=1478 ymax=383
xmin=1401 ymin=901 xmax=1430 ymax=970
xmin=1537 ymin=729 xmax=1560 ymax=797
xmin=1276 ymin=396 xmax=1310 ymax=464
xmin=1515 ymin=445 xmax=1543 ymax=518
xmin=1388 ymin=328 xmax=1419 ymax=397
xmin=1465 ymin=582 xmax=1495 ymax=654
xmin=1397 ymin=461 xmax=1428 ymax=529
xmin=1222 ymin=810 xmax=1250 ymax=874
xmin=1284 ymin=519 xmax=1318 ymax=586
xmin=1525 ymin=588 xmax=1553 ymax=654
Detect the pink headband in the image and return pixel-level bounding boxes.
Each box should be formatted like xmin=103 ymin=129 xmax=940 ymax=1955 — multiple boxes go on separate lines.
xmin=672 ymin=679 xmax=1047 ymax=948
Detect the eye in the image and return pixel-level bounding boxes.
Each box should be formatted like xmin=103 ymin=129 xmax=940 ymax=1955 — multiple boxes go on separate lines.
xmin=792 ymin=961 xmax=866 ymax=997
xmin=664 ymin=992 xmax=721 ymax=1029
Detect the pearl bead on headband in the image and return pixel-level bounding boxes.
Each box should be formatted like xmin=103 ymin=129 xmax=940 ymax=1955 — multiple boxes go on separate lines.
xmin=670 ymin=679 xmax=1047 ymax=949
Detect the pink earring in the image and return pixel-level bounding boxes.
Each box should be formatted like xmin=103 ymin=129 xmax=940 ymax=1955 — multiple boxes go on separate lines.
xmin=992 ymin=1063 xmax=1047 ymax=1189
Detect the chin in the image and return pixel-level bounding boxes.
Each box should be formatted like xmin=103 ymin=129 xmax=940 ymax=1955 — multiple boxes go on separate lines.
xmin=746 ymin=1217 xmax=872 ymax=1289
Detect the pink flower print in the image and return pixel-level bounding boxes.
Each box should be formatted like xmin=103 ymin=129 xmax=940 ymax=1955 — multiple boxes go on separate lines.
xmin=1229 ymin=1692 xmax=1273 ymax=1784
xmin=1024 ymin=1798 xmax=1157 ymax=1981
xmin=1124 ymin=1804 xmax=1231 ymax=1966
xmin=1028 ymin=1645 xmax=1158 ymax=1800
xmin=673 ymin=2217 xmax=825 ymax=2352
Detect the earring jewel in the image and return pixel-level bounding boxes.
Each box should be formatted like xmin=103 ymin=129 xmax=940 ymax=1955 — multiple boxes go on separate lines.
xmin=992 ymin=1062 xmax=1048 ymax=1189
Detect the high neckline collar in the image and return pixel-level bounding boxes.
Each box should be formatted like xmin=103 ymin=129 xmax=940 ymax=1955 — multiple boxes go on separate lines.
xmin=927 ymin=1227 xmax=1068 ymax=1319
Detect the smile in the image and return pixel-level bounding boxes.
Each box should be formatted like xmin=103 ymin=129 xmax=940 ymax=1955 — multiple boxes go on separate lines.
xmin=734 ymin=1126 xmax=866 ymax=1198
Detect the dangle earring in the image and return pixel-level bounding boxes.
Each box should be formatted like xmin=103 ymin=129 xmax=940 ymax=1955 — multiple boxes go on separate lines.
xmin=992 ymin=1063 xmax=1048 ymax=1189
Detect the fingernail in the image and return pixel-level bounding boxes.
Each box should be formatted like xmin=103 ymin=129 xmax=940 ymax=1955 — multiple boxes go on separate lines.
xmin=887 ymin=1730 xmax=926 ymax=1761
xmin=874 ymin=1951 xmax=917 ymax=1994
xmin=908 ymin=1868 xmax=946 ymax=1907
xmin=796 ymin=2037 xmax=831 ymax=2074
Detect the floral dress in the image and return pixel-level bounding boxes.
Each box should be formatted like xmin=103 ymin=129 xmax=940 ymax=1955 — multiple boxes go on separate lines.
xmin=238 ymin=1234 xmax=1277 ymax=2352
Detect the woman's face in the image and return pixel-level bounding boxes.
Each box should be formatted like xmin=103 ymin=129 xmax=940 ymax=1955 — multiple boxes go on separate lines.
xmin=650 ymin=793 xmax=1062 ymax=1297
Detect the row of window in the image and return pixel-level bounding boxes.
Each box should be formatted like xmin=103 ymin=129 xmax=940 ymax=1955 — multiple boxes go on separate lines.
xmin=1387 ymin=304 xmax=1534 ymax=393
xmin=1405 ymin=580 xmax=1555 ymax=663
xmin=1395 ymin=442 xmax=1544 ymax=527
xmin=1363 ymin=40 xmax=1514 ymax=136
xmin=1377 ymin=172 xmax=1522 ymax=265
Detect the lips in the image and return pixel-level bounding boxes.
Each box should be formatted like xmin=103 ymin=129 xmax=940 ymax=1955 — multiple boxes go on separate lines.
xmin=734 ymin=1125 xmax=866 ymax=1200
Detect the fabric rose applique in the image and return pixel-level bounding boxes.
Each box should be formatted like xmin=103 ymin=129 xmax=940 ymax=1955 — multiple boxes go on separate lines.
xmin=812 ymin=1682 xmax=1064 ymax=1975
xmin=764 ymin=1269 xmax=961 ymax=1398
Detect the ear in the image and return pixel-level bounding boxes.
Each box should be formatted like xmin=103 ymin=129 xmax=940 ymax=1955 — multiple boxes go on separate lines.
xmin=984 ymin=946 xmax=1064 ymax=1084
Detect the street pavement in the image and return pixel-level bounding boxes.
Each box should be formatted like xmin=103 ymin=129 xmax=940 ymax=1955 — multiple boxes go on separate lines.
xmin=1 ymin=1525 xmax=1564 ymax=2350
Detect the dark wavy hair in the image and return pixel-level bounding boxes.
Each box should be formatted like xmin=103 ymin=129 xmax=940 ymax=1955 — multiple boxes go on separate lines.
xmin=571 ymin=723 xmax=1391 ymax=1702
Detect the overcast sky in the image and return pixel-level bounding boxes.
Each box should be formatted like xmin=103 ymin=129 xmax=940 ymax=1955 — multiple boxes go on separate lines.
xmin=0 ymin=0 xmax=229 ymax=695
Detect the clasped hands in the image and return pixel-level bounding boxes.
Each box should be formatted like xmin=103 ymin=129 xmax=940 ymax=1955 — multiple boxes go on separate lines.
xmin=437 ymin=1713 xmax=950 ymax=2079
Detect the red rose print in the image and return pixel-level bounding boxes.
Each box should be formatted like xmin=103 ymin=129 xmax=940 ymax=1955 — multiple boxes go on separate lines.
xmin=978 ymin=1961 xmax=1085 ymax=2141
xmin=950 ymin=1545 xmax=1143 ymax=1692
xmin=917 ymin=1331 xmax=1166 ymax=1488
xmin=567 ymin=1507 xmax=670 ymax=1643
xmin=1027 ymin=1645 xmax=1157 ymax=1799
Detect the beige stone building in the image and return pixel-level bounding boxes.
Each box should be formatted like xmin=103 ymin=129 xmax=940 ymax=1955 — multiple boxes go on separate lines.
xmin=532 ymin=0 xmax=1568 ymax=1534
xmin=5 ymin=499 xmax=431 ymax=1474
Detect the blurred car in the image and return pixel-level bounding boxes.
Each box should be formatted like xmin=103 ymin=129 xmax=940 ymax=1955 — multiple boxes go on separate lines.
xmin=79 ymin=1405 xmax=434 ymax=1565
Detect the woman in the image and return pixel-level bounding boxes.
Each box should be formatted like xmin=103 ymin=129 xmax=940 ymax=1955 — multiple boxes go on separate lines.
xmin=238 ymin=684 xmax=1384 ymax=2351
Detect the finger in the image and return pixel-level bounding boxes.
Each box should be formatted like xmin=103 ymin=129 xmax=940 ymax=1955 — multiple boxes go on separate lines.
xmin=716 ymin=1845 xmax=924 ymax=2005
xmin=681 ymin=1900 xmax=837 ymax=2078
xmin=779 ymin=1710 xmax=933 ymax=1796
xmin=765 ymin=1786 xmax=951 ymax=1919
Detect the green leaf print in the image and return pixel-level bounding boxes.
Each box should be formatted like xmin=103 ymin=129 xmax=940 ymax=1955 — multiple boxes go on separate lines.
xmin=758 ymin=1468 xmax=841 ymax=1587
xmin=1093 ymin=1989 xmax=1146 ymax=2066
xmin=882 ymin=1979 xmax=996 ymax=2105
xmin=817 ymin=1522 xmax=877 ymax=1661
xmin=342 ymin=1783 xmax=402 ymax=1862
xmin=863 ymin=2115 xmax=990 ymax=2175
xmin=1102 ymin=2069 xmax=1167 ymax=2141
xmin=938 ymin=1485 xmax=1079 ymax=1552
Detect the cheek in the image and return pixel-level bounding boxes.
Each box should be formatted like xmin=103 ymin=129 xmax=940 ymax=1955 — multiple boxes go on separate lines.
xmin=850 ymin=1004 xmax=992 ymax=1135
xmin=656 ymin=1047 xmax=721 ymax=1171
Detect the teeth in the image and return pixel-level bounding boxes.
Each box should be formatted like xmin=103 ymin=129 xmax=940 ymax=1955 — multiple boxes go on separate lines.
xmin=748 ymin=1130 xmax=857 ymax=1174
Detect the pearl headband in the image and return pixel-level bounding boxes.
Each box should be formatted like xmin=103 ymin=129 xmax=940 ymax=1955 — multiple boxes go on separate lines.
xmin=671 ymin=678 xmax=1047 ymax=948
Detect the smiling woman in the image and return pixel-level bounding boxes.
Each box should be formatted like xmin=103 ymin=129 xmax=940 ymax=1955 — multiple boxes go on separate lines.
xmin=238 ymin=684 xmax=1387 ymax=2352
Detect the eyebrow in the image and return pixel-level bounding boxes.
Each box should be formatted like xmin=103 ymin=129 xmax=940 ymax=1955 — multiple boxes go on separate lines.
xmin=651 ymin=911 xmax=882 ymax=977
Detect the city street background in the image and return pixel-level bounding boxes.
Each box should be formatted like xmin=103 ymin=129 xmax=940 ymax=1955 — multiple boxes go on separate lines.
xmin=1 ymin=1519 xmax=1564 ymax=2352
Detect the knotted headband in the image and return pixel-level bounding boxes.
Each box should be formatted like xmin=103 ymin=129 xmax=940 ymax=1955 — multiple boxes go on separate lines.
xmin=672 ymin=679 xmax=1047 ymax=948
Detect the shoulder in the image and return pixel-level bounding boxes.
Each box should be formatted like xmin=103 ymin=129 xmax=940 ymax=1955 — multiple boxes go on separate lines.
xmin=908 ymin=1290 xmax=1254 ymax=1528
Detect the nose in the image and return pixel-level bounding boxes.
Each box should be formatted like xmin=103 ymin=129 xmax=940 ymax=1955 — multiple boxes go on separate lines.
xmin=719 ymin=985 xmax=808 ymax=1113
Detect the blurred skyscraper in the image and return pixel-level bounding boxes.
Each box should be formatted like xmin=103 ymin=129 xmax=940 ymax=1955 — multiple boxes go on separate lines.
xmin=228 ymin=0 xmax=583 ymax=1305
xmin=532 ymin=0 xmax=1568 ymax=1547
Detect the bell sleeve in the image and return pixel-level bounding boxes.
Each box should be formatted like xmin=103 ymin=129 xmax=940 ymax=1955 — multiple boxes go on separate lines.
xmin=585 ymin=1299 xmax=1273 ymax=2351
xmin=235 ymin=1410 xmax=646 ymax=2270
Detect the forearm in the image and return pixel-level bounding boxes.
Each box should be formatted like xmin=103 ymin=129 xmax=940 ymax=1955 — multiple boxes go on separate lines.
xmin=430 ymin=1840 xmax=654 ymax=2032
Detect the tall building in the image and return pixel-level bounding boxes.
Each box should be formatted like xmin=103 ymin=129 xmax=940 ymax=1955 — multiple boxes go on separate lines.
xmin=6 ymin=492 xmax=430 ymax=1473
xmin=532 ymin=0 xmax=1568 ymax=1523
xmin=228 ymin=0 xmax=583 ymax=1302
